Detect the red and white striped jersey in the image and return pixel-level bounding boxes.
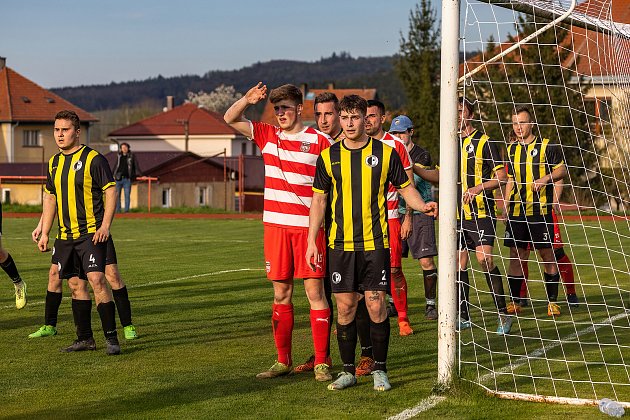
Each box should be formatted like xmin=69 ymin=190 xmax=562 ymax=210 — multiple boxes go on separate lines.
xmin=251 ymin=121 xmax=334 ymax=228
xmin=378 ymin=132 xmax=412 ymax=220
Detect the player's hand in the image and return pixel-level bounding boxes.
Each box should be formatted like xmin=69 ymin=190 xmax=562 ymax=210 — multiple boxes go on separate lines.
xmin=245 ymin=82 xmax=267 ymax=105
xmin=401 ymin=215 xmax=412 ymax=240
xmin=305 ymin=242 xmax=321 ymax=272
xmin=31 ymin=225 xmax=42 ymax=243
xmin=532 ymin=178 xmax=547 ymax=192
xmin=37 ymin=234 xmax=49 ymax=253
xmin=422 ymin=201 xmax=438 ymax=218
xmin=462 ymin=185 xmax=481 ymax=205
xmin=93 ymin=226 xmax=110 ymax=244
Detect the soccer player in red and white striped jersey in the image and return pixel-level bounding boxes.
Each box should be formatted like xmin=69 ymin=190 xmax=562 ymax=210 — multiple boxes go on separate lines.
xmin=365 ymin=100 xmax=415 ymax=337
xmin=224 ymin=83 xmax=334 ymax=381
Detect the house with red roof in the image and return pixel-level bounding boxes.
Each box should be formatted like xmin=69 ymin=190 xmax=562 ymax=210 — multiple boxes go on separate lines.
xmin=108 ymin=102 xmax=253 ymax=157
xmin=0 ymin=57 xmax=98 ymax=164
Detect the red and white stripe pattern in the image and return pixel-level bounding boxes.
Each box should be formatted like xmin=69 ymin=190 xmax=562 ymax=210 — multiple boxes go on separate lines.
xmin=251 ymin=121 xmax=334 ymax=228
xmin=379 ymin=132 xmax=412 ymax=220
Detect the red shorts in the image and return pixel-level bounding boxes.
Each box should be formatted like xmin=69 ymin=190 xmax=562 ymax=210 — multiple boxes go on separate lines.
xmin=264 ymin=224 xmax=326 ymax=281
xmin=388 ymin=217 xmax=402 ymax=268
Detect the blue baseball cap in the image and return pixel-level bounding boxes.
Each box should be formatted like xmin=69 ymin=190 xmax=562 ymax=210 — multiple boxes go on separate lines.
xmin=389 ymin=115 xmax=413 ymax=132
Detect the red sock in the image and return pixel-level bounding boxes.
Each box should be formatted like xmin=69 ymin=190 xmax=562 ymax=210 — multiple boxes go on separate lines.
xmin=310 ymin=308 xmax=331 ymax=365
xmin=272 ymin=303 xmax=293 ymax=366
xmin=557 ymin=254 xmax=576 ymax=295
xmin=391 ymin=270 xmax=408 ymax=320
xmin=520 ymin=262 xmax=529 ymax=298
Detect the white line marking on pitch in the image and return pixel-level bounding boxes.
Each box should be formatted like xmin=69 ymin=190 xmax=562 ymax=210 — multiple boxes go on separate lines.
xmin=387 ymin=395 xmax=447 ymax=420
xmin=1 ymin=268 xmax=263 ymax=310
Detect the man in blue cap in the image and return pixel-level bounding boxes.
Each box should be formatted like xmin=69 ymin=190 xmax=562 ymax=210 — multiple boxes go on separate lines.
xmin=389 ymin=115 xmax=439 ymax=320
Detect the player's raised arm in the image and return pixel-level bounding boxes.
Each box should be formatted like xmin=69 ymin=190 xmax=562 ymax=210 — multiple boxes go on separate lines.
xmin=224 ymin=82 xmax=268 ymax=138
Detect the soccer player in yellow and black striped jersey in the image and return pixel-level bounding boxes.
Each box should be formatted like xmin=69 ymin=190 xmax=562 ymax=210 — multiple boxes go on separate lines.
xmin=503 ymin=105 xmax=567 ymax=317
xmin=38 ymin=110 xmax=121 ymax=355
xmin=306 ymin=95 xmax=437 ymax=392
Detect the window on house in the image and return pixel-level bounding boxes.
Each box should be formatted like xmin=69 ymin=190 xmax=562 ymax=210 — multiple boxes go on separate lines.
xmin=241 ymin=142 xmax=247 ymax=156
xmin=2 ymin=189 xmax=11 ymax=204
xmin=198 ymin=186 xmax=207 ymax=206
xmin=23 ymin=130 xmax=41 ymax=147
xmin=162 ymin=188 xmax=172 ymax=208
xmin=585 ymin=97 xmax=612 ymax=135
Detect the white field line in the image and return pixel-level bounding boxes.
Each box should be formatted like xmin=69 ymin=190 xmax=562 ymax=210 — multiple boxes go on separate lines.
xmin=387 ymin=395 xmax=447 ymax=420
xmin=1 ymin=268 xmax=263 ymax=310
xmin=478 ymin=310 xmax=630 ymax=383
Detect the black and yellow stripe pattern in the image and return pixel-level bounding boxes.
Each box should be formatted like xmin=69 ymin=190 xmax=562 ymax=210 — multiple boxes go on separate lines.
xmin=506 ymin=137 xmax=564 ymax=218
xmin=45 ymin=145 xmax=115 ymax=239
xmin=313 ymin=138 xmax=409 ymax=251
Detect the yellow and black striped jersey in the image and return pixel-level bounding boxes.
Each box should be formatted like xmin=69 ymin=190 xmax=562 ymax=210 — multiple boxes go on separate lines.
xmin=45 ymin=145 xmax=116 ymax=239
xmin=460 ymin=130 xmax=504 ymax=220
xmin=506 ymin=137 xmax=564 ymax=218
xmin=313 ymin=137 xmax=410 ymax=251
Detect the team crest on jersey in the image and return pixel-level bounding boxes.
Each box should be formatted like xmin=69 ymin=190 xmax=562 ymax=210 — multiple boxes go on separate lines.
xmin=365 ymin=155 xmax=379 ymax=168
xmin=300 ymin=141 xmax=311 ymax=153
xmin=466 ymin=144 xmax=475 ymax=154
xmin=331 ymin=272 xmax=342 ymax=284
xmin=530 ymin=149 xmax=538 ymax=157
xmin=73 ymin=161 xmax=83 ymax=171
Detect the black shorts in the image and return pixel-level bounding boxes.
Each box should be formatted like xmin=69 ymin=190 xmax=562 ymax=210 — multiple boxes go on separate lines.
xmin=459 ymin=217 xmax=497 ymax=250
xmin=504 ymin=215 xmax=554 ymax=250
xmin=52 ymin=234 xmax=107 ymax=280
xmin=407 ymin=213 xmax=437 ymax=259
xmin=327 ymin=248 xmax=390 ymax=293
xmin=52 ymin=236 xmax=117 ymax=266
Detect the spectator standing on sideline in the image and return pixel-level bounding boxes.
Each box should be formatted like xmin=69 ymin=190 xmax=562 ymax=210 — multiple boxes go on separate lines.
xmin=113 ymin=142 xmax=141 ymax=213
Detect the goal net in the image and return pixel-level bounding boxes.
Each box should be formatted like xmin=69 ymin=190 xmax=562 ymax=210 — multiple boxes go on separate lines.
xmin=457 ymin=0 xmax=630 ymax=406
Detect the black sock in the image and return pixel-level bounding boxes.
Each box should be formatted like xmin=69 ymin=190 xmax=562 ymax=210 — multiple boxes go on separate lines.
xmin=459 ymin=270 xmax=470 ymax=320
xmin=323 ymin=276 xmax=333 ymax=357
xmin=97 ymin=301 xmax=118 ymax=339
xmin=508 ymin=275 xmax=525 ymax=301
xmin=355 ymin=298 xmax=373 ymax=358
xmin=423 ymin=269 xmax=438 ymax=305
xmin=370 ymin=318 xmax=390 ymax=372
xmin=45 ymin=291 xmax=63 ymax=327
xmin=336 ymin=320 xmax=357 ymax=375
xmin=485 ymin=266 xmax=507 ymax=313
xmin=112 ymin=287 xmax=133 ymax=327
xmin=72 ymin=299 xmax=92 ymax=341
xmin=544 ymin=272 xmax=560 ymax=302
xmin=1 ymin=254 xmax=21 ymax=283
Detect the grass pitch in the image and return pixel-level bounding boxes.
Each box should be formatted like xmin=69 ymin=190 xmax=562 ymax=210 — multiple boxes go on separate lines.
xmin=0 ymin=217 xmax=621 ymax=419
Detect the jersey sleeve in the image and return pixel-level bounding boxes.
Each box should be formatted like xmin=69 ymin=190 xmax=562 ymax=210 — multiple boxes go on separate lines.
xmin=506 ymin=145 xmax=515 ymax=178
xmin=312 ymin=153 xmax=332 ymax=194
xmin=417 ymin=148 xmax=432 ymax=169
xmin=388 ymin=150 xmax=411 ymax=189
xmin=393 ymin=140 xmax=412 ymax=170
xmin=44 ymin=158 xmax=55 ymax=195
xmin=485 ymin=139 xmax=505 ymax=175
xmin=546 ymin=142 xmax=564 ymax=169
xmin=91 ymin=155 xmax=116 ymax=191
xmin=250 ymin=121 xmax=277 ymax=150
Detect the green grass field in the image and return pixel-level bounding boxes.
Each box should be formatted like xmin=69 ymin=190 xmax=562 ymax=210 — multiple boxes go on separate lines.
xmin=0 ymin=216 xmax=625 ymax=419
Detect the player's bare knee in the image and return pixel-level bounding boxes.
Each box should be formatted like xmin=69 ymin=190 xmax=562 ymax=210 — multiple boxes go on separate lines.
xmin=478 ymin=256 xmax=493 ymax=272
xmin=420 ymin=258 xmax=435 ymax=271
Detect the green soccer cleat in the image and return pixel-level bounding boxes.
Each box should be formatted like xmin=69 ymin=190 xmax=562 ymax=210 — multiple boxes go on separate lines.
xmin=314 ymin=363 xmax=332 ymax=382
xmin=14 ymin=280 xmax=26 ymax=310
xmin=29 ymin=325 xmax=57 ymax=339
xmin=327 ymin=372 xmax=357 ymax=390
xmin=256 ymin=361 xmax=292 ymax=379
xmin=123 ymin=325 xmax=138 ymax=340
xmin=372 ymin=370 xmax=392 ymax=392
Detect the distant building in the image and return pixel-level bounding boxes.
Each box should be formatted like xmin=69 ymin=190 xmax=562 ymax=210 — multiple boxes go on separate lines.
xmin=0 ymin=57 xmax=98 ymax=164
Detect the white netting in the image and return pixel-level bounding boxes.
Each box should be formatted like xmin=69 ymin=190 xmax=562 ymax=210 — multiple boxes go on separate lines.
xmin=457 ymin=0 xmax=630 ymax=405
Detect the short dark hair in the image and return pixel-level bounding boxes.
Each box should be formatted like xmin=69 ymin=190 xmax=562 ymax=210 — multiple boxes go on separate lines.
xmin=120 ymin=142 xmax=130 ymax=149
xmin=367 ymin=99 xmax=385 ymax=115
xmin=314 ymin=92 xmax=339 ymax=112
xmin=339 ymin=95 xmax=368 ymax=116
xmin=513 ymin=105 xmax=533 ymax=122
xmin=459 ymin=97 xmax=474 ymax=116
xmin=55 ymin=110 xmax=81 ymax=130
xmin=269 ymin=84 xmax=303 ymax=105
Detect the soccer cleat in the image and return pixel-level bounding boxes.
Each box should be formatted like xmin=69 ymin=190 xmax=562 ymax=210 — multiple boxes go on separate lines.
xmin=356 ymin=356 xmax=375 ymax=377
xmin=567 ymin=294 xmax=579 ymax=308
xmin=372 ymin=370 xmax=392 ymax=392
xmin=458 ymin=319 xmax=471 ymax=331
xmin=14 ymin=280 xmax=26 ymax=309
xmin=425 ymin=305 xmax=438 ymax=320
xmin=293 ymin=355 xmax=315 ymax=373
xmin=398 ymin=320 xmax=414 ymax=336
xmin=314 ymin=363 xmax=332 ymax=382
xmin=123 ymin=325 xmax=138 ymax=340
xmin=548 ymin=302 xmax=561 ymax=317
xmin=60 ymin=337 xmax=97 ymax=353
xmin=506 ymin=302 xmax=522 ymax=315
xmin=497 ymin=314 xmax=513 ymax=335
xmin=327 ymin=372 xmax=357 ymax=390
xmin=105 ymin=336 xmax=121 ymax=355
xmin=256 ymin=361 xmax=292 ymax=379
xmin=28 ymin=325 xmax=57 ymax=339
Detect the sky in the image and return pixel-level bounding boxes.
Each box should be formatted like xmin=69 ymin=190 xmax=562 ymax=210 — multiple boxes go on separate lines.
xmin=0 ymin=0 xmax=517 ymax=89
